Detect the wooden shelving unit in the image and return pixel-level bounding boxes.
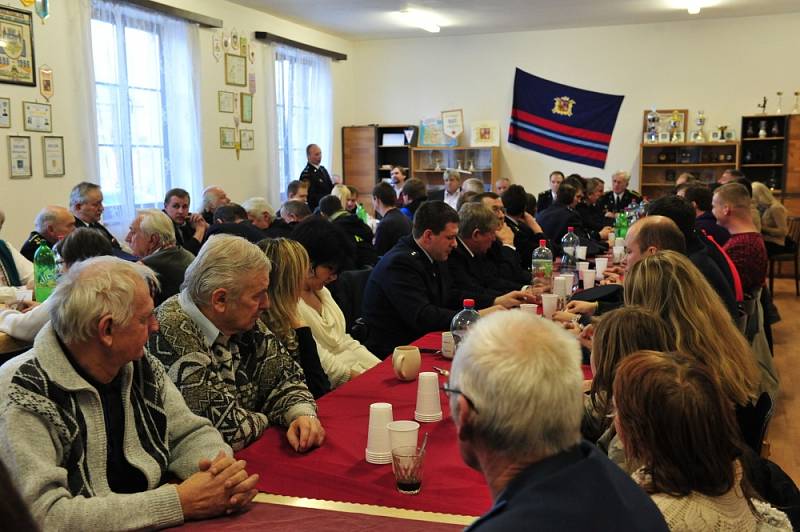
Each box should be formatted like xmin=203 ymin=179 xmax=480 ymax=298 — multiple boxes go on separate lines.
xmin=739 ymin=115 xmax=792 ymax=190
xmin=410 ymin=146 xmax=499 ymax=191
xmin=639 ymin=142 xmax=740 ymax=199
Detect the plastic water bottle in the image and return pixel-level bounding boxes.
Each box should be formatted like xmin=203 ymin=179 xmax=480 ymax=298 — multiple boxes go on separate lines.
xmin=34 ymin=241 xmax=57 ymax=302
xmin=451 ymin=299 xmax=480 ymax=352
xmin=615 ymin=212 xmax=629 ymax=239
xmin=356 ymin=203 xmax=369 ymax=224
xmin=531 ymin=239 xmax=553 ymax=285
xmin=560 ymin=227 xmax=580 ymax=289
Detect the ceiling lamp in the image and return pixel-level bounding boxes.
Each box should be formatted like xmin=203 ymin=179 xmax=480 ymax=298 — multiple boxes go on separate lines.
xmin=687 ymin=2 xmax=701 ymax=14
xmin=397 ymin=9 xmax=441 ymax=33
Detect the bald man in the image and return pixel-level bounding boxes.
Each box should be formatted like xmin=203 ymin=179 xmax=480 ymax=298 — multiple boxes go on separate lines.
xmin=20 ymin=206 xmax=76 ymax=261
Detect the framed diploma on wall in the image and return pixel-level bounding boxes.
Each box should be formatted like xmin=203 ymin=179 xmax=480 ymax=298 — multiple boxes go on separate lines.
xmin=42 ymin=136 xmax=65 ymax=177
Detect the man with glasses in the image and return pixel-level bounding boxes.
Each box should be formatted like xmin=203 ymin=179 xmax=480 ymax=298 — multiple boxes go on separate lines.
xmin=446 ymin=311 xmax=668 ymax=531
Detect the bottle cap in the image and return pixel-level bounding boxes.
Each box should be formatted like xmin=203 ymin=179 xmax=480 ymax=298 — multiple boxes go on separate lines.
xmin=463 ymin=298 xmax=475 ymax=308
xmin=539 ymin=239 xmax=547 ymax=247
xmin=567 ymin=226 xmax=574 ymax=232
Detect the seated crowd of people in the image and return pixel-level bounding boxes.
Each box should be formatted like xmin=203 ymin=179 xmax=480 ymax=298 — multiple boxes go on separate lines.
xmin=0 ymin=155 xmax=796 ymax=530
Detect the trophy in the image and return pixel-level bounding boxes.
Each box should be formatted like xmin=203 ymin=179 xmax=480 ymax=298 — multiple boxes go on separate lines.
xmin=692 ymin=110 xmax=706 ymax=142
xmin=746 ymin=121 xmax=755 ymax=137
xmin=771 ymin=121 xmax=780 ymax=136
xmin=467 ymin=160 xmax=476 ymax=172
xmin=717 ymin=125 xmax=728 ymax=143
xmin=645 ymin=108 xmax=660 ymax=143
xmin=669 ymin=110 xmax=681 ymax=143
xmin=793 ymin=91 xmax=799 ymax=115
xmin=456 ymin=160 xmax=463 ymax=171
xmin=758 ymin=97 xmax=768 ymax=115
xmin=758 ymin=120 xmax=768 ymax=138
xmin=776 ymin=92 xmax=783 ymax=114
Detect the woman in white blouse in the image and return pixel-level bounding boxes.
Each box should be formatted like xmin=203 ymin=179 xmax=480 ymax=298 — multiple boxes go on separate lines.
xmin=294 ymin=219 xmax=379 ymax=388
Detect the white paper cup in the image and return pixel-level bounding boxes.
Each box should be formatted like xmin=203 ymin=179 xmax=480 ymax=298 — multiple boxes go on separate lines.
xmin=541 ymin=294 xmax=558 ymax=319
xmin=577 ymin=261 xmax=589 ymax=279
xmin=613 ymin=246 xmax=625 ymax=264
xmin=441 ymin=332 xmax=455 ymax=359
xmin=594 ymin=257 xmax=608 ymax=277
xmin=414 ymin=372 xmax=443 ymax=422
xmin=582 ymin=269 xmax=597 ymax=289
xmin=607 ymin=234 xmax=616 ymax=248
xmin=520 ymin=303 xmax=539 ymax=315
xmin=387 ymin=420 xmax=420 ymax=451
xmin=576 ymin=245 xmax=588 ymax=260
xmin=366 ymin=402 xmax=394 ymax=464
xmin=560 ymin=274 xmax=575 ymax=295
xmin=552 ymin=276 xmax=567 ymax=297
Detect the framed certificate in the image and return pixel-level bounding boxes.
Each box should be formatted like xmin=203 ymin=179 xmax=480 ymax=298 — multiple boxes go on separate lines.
xmin=225 ymin=53 xmax=247 ymax=86
xmin=219 ymin=127 xmax=236 ymax=149
xmin=240 ymin=129 xmax=254 ymax=150
xmin=22 ymin=101 xmax=52 ymax=132
xmin=240 ymin=92 xmax=252 ymax=123
xmin=218 ymin=91 xmax=235 ymax=113
xmin=42 ymin=136 xmax=64 ymax=177
xmin=0 ymin=98 xmax=9 ymax=128
xmin=8 ymin=135 xmax=32 ymax=178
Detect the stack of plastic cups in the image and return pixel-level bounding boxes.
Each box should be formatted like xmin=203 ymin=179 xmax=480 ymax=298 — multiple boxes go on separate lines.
xmin=414 ymin=372 xmax=443 ymax=422
xmin=366 ymin=402 xmax=394 ymax=464
xmin=595 ymin=257 xmax=608 ymax=280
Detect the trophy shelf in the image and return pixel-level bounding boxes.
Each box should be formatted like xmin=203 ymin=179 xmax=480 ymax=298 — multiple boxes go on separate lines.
xmin=639 ymin=141 xmax=740 ymax=199
xmin=411 ymin=146 xmax=499 ymax=191
xmin=738 ymin=115 xmax=791 ymax=190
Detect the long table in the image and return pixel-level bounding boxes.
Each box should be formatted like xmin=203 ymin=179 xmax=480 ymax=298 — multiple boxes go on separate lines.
xmin=237 ymin=332 xmax=491 ymax=520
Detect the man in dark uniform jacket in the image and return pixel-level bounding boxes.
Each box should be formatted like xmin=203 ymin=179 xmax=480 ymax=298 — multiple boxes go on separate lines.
xmin=447 ymin=203 xmax=531 ymax=301
xmin=502 ymin=185 xmax=547 ymax=270
xmin=598 ymin=170 xmax=640 ymax=219
xmin=372 ymin=181 xmax=411 ymax=256
xmin=20 ymin=206 xmax=75 ymax=261
xmin=203 ymin=203 xmax=267 ymax=245
xmin=535 ymin=171 xmax=564 ymax=213
xmin=264 ymin=200 xmax=311 ymax=239
xmin=69 ymin=181 xmax=123 ymax=250
xmin=319 ymin=195 xmax=377 ymax=269
xmin=163 ymin=188 xmax=207 ymax=256
xmin=199 ymin=186 xmax=230 ymax=225
xmin=536 ymin=184 xmax=604 ymax=256
xmin=299 ymin=143 xmax=333 ymax=211
xmin=576 ymin=177 xmax=611 ymax=239
xmin=362 ymin=201 xmax=530 ymax=358
xmin=450 ymin=312 xmax=668 ymax=532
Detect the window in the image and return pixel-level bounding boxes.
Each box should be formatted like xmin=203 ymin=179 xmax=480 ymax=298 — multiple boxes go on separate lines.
xmin=274 ymin=45 xmax=332 ymax=200
xmin=91 ymin=0 xmax=202 ymax=230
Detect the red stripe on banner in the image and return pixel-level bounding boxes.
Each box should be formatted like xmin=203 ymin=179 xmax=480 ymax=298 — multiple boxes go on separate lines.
xmin=509 ymin=126 xmax=607 ymax=162
xmin=512 ymin=108 xmax=612 ymax=143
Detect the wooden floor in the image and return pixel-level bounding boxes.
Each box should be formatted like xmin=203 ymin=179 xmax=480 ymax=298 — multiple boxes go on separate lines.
xmin=765 ymin=278 xmax=799 ymax=484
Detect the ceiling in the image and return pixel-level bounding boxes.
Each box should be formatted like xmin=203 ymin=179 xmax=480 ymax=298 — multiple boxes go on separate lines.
xmin=229 ymin=0 xmax=800 ymax=40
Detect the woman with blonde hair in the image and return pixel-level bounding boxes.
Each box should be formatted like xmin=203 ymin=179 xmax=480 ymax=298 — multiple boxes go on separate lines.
xmin=583 ymin=306 xmax=675 ymax=470
xmin=330 ymin=184 xmax=351 ymax=209
xmin=624 ymin=250 xmax=773 ymax=406
xmin=257 ymin=238 xmax=330 ymax=398
xmin=614 ymin=350 xmax=791 ymax=531
xmin=752 ymin=181 xmax=791 ymax=256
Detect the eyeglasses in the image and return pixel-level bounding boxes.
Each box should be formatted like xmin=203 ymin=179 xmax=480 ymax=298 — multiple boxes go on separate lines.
xmin=440 ymin=383 xmax=479 ymax=414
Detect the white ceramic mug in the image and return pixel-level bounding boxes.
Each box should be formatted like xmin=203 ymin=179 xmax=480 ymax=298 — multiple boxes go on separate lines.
xmin=392 ymin=346 xmax=422 ymax=381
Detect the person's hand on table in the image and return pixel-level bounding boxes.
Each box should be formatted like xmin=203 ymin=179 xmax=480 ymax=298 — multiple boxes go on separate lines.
xmin=552 ymin=310 xmax=578 ymax=323
xmin=494 ymin=290 xmax=533 ymax=309
xmin=287 ymin=415 xmax=325 ymax=453
xmin=13 ymin=300 xmax=38 ymax=313
xmin=478 ymin=304 xmax=506 ymax=317
xmin=600 ymin=227 xmax=614 ymax=240
xmin=604 ymin=265 xmax=624 ymax=275
xmin=578 ymin=323 xmax=594 ymax=351
xmin=178 ymin=451 xmax=259 ymax=520
xmin=600 ymin=272 xmax=622 ymax=285
xmin=565 ymin=300 xmax=598 ymax=316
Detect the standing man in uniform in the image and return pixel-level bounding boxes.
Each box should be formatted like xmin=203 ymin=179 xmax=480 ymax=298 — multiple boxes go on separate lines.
xmin=300 ymin=144 xmax=333 ymax=211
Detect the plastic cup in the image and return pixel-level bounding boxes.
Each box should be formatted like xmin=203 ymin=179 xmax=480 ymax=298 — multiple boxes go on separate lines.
xmin=365 ymin=402 xmax=394 ymax=464
xmin=552 ymin=276 xmax=567 ymax=297
xmin=583 ymin=269 xmax=596 ymax=289
xmin=577 ymin=261 xmax=589 ymax=279
xmin=594 ymin=257 xmax=608 ymax=278
xmin=541 ymin=294 xmax=558 ymax=319
xmin=392 ymin=445 xmax=425 ymax=495
xmin=387 ymin=420 xmax=420 ymax=451
xmin=414 ymin=372 xmax=443 ymax=422
xmin=613 ymin=246 xmax=625 ymax=264
xmin=441 ymin=332 xmax=455 ymax=359
xmin=608 ymin=234 xmax=616 ymax=248
xmin=576 ymin=245 xmax=588 ymax=260
xmin=520 ymin=303 xmax=539 ymax=315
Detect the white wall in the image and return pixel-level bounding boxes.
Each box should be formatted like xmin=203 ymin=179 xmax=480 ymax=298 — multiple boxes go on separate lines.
xmin=350 ymin=13 xmax=800 ymax=196
xmin=0 ymin=0 xmax=354 ymax=246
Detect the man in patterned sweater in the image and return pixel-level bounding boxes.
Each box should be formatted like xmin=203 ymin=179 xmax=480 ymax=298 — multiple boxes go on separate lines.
xmin=0 ymin=257 xmax=259 ymax=529
xmin=149 ymin=234 xmax=325 ymax=452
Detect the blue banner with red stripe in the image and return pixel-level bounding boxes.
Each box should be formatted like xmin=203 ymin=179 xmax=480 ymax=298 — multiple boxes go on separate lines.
xmin=508 ymin=68 xmax=624 ymax=169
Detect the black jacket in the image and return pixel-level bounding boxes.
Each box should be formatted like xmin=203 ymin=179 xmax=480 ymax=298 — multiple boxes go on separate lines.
xmin=362 ymin=236 xmax=484 ymax=359
xmin=299 ymin=163 xmax=333 ymax=211
xmin=447 ymin=239 xmax=529 ymax=302
xmin=505 ymin=215 xmax=545 ymax=271
xmin=535 ymin=190 xmax=556 ymax=214
xmin=331 ymin=212 xmax=378 ymax=268
xmin=536 ymin=203 xmax=605 ymax=256
xmin=20 ymin=231 xmax=49 ymax=262
xmin=204 ymin=221 xmax=266 ymax=245
xmin=142 ymin=246 xmax=195 ymax=306
xmin=169 ymin=216 xmax=202 ymax=256
xmin=374 ymin=208 xmax=412 ymax=256
xmin=598 ymin=189 xmax=640 ymax=214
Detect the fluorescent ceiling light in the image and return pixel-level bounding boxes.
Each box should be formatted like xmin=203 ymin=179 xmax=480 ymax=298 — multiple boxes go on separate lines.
xmin=666 ymin=0 xmax=720 ymax=15
xmin=394 ymin=9 xmax=442 ymax=33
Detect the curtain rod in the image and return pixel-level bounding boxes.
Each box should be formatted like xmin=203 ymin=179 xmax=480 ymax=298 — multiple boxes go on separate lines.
xmin=254 ymin=31 xmax=347 ymax=61
xmin=125 ymin=0 xmax=223 ymax=28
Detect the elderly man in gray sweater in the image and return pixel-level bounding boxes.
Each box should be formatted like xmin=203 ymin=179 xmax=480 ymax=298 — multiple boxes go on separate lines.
xmin=0 ymin=257 xmax=259 ymax=530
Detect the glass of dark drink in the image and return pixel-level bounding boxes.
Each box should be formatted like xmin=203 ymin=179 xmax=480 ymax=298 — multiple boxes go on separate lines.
xmin=391 ymin=445 xmax=425 ymax=495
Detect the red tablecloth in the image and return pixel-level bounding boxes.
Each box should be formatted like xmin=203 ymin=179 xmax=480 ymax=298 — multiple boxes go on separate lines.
xmin=237 ymin=333 xmax=492 ymax=517
xmin=237 ymin=332 xmax=592 ymax=516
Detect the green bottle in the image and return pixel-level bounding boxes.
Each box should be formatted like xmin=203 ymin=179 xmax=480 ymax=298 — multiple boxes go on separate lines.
xmin=356 ymin=203 xmax=368 ymax=224
xmin=34 ymin=241 xmax=57 ymax=302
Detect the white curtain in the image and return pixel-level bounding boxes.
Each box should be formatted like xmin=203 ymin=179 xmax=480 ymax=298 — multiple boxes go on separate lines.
xmin=262 ymin=42 xmax=282 ymax=210
xmin=272 ymin=44 xmax=333 ymax=204
xmin=89 ymin=0 xmax=203 ymax=236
